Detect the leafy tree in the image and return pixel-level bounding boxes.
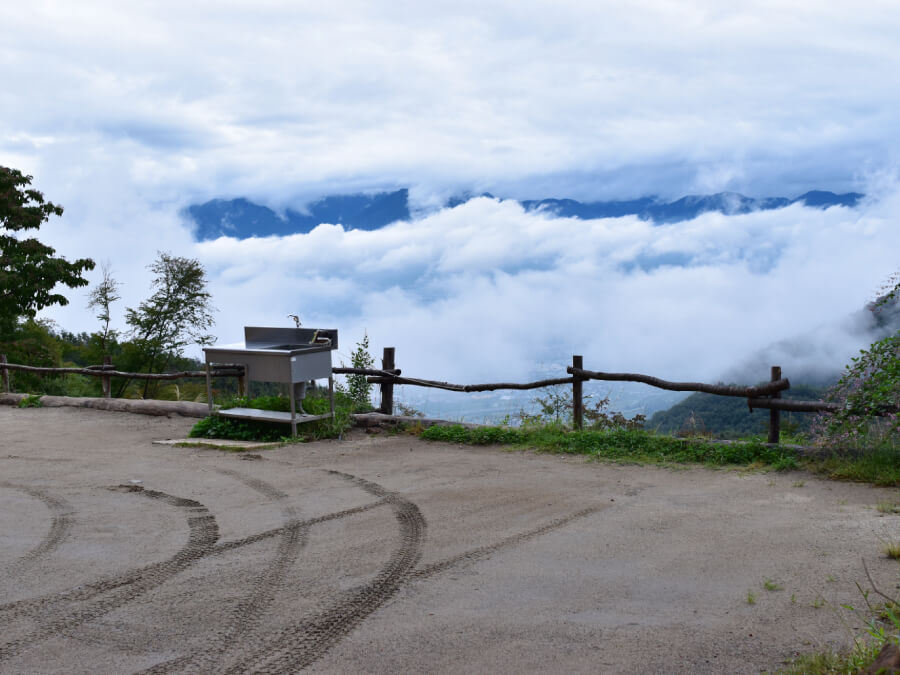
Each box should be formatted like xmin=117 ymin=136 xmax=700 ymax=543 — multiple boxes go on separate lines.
xmin=0 ymin=166 xmax=94 ymax=339
xmin=0 ymin=319 xmax=64 ymax=393
xmin=816 ymin=276 xmax=900 ymax=448
xmin=347 ymin=332 xmax=375 ymax=411
xmin=86 ymin=262 xmax=121 ymax=354
xmin=817 ymin=332 xmax=900 ymax=447
xmin=122 ymin=251 xmax=215 ymax=397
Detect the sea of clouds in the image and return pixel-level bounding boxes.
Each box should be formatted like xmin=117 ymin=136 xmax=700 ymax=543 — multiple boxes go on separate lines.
xmin=39 ymin=178 xmax=900 ymax=413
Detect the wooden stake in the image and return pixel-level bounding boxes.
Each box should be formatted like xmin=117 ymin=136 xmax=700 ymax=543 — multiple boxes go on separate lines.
xmin=102 ymin=356 xmax=112 ymax=398
xmin=573 ymin=355 xmax=583 ymax=430
xmin=768 ymin=366 xmax=782 ymax=444
xmin=380 ymin=347 xmax=395 ymax=415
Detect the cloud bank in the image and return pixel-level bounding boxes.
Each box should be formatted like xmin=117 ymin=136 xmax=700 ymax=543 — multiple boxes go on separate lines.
xmin=41 ymin=186 xmax=900 ymax=398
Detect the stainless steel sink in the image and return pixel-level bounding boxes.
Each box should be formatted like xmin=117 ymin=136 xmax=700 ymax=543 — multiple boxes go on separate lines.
xmin=203 ymin=326 xmax=339 ymax=436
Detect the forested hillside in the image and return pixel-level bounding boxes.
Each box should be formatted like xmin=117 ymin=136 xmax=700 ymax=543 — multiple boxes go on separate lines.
xmin=648 ymin=384 xmax=827 ymax=437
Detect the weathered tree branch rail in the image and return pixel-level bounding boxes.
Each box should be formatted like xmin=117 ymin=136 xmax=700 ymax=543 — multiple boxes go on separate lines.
xmin=747 ymin=397 xmax=839 ymax=413
xmin=566 ymin=366 xmax=790 ymax=398
xmin=0 ymin=363 xmax=244 ymax=379
xmin=366 ymin=374 xmax=576 ymax=393
xmin=333 ymin=367 xmax=401 ymax=377
xmin=747 ymin=398 xmax=900 ymax=416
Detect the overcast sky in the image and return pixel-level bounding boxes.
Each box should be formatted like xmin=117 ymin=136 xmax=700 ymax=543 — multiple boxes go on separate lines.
xmin=3 ymin=1 xmax=899 ymax=388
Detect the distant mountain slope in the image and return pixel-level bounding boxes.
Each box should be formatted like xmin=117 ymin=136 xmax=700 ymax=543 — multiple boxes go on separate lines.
xmin=648 ymin=385 xmax=827 ymax=438
xmin=520 ymin=190 xmax=862 ymax=223
xmin=186 ymin=189 xmax=863 ymax=240
xmin=187 ymin=189 xmax=410 ymax=240
xmin=649 ymin=289 xmax=900 ymax=438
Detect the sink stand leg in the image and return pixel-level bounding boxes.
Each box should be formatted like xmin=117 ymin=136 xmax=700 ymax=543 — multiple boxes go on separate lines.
xmin=205 ymin=357 xmax=214 ymax=414
xmin=328 ymin=375 xmax=335 ymax=419
xmin=289 ymin=380 xmax=298 ymax=437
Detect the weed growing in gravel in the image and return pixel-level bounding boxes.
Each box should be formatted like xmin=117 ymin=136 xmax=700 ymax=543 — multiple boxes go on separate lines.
xmin=746 ymin=591 xmax=757 ymax=605
xmin=877 ymin=501 xmax=900 ymax=514
xmin=763 ymin=578 xmax=783 ymax=591
xmin=882 ymin=541 xmax=900 ymax=560
xmin=776 ymin=565 xmax=900 ymax=675
xmin=17 ymin=393 xmax=42 ymax=408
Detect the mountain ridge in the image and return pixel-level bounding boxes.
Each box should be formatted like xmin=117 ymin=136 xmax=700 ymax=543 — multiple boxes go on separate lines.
xmin=187 ymin=189 xmax=864 ymax=240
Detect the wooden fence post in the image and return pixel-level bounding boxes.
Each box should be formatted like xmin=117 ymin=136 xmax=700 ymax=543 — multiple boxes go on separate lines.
xmin=380 ymin=347 xmax=395 ymax=415
xmin=102 ymin=356 xmax=112 ymax=398
xmin=572 ymin=355 xmax=583 ymax=430
xmin=1 ymin=354 xmax=8 ymax=393
xmin=768 ymin=365 xmax=782 ymax=444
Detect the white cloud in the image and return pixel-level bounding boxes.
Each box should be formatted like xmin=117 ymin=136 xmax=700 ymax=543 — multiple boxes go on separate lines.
xmin=5 ymin=0 xmax=900 ymax=405
xmin=49 ymin=189 xmax=900 ymax=385
xmin=3 ymin=0 xmax=899 ymax=202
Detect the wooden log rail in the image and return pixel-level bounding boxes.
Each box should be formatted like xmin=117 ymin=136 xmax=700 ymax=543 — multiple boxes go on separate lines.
xmin=565 ymin=366 xmax=791 ymax=398
xmin=366 ymin=374 xmax=575 ymax=393
xmin=332 ymin=366 xmax=401 ymax=377
xmin=747 ymin=397 xmax=838 ymax=413
xmin=0 ymin=363 xmax=245 ymax=379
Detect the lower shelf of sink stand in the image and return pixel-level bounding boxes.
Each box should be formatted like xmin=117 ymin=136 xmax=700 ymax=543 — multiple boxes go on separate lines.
xmin=216 ymin=407 xmax=334 ymax=424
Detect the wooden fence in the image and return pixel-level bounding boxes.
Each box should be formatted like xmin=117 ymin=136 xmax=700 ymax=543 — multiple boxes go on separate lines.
xmin=362 ymin=349 xmax=841 ymax=444
xmin=0 ymin=348 xmax=844 ymax=444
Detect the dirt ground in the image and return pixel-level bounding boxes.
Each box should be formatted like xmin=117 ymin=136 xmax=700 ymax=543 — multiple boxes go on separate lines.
xmin=2 ymin=406 xmax=900 ymax=674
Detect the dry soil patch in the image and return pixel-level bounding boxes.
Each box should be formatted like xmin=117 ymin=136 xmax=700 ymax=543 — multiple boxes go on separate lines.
xmin=2 ymin=405 xmax=899 ymax=674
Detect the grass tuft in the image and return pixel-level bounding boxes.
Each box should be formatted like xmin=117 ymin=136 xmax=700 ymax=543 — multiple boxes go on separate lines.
xmin=883 ymin=541 xmax=900 ymax=560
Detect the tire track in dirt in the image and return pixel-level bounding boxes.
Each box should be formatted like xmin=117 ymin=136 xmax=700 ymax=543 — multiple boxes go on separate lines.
xmin=139 ymin=469 xmax=307 ymax=674
xmin=412 ymin=505 xmax=606 ymax=580
xmin=211 ymin=499 xmax=389 ymax=556
xmin=0 ymin=498 xmax=389 ymax=619
xmin=0 ymin=483 xmax=74 ymax=580
xmin=222 ymin=470 xmax=427 ymax=674
xmin=0 ymin=487 xmax=219 ymax=664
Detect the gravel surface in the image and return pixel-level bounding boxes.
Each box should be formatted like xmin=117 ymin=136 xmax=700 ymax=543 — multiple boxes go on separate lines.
xmin=2 ymin=405 xmax=900 ymax=674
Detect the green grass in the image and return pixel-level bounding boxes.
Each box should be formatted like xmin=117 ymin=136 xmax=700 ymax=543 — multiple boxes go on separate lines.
xmin=772 ymin=599 xmax=900 ymax=674
xmin=420 ymin=424 xmax=900 ymax=486
xmin=188 ymin=392 xmax=354 ymax=443
xmin=17 ymin=393 xmax=43 ymax=408
xmin=883 ymin=541 xmax=900 ymax=560
xmin=804 ymin=445 xmax=900 ymax=486
xmin=763 ymin=578 xmax=783 ymax=591
xmin=772 ymin=643 xmax=885 ymax=675
xmin=420 ymin=425 xmax=800 ymax=469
